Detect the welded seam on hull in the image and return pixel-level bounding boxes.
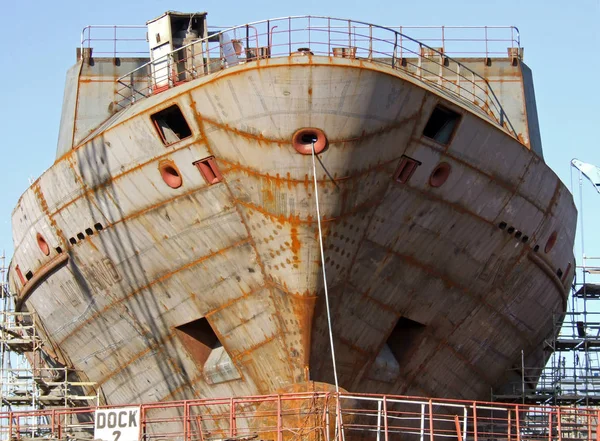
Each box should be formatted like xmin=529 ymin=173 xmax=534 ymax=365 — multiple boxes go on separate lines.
xmin=192 ymin=105 xmax=298 ymax=390
xmin=69 ymin=58 xmax=518 ymax=154
xmin=417 ymin=137 xmax=547 ymax=214
xmin=35 ymin=59 xmax=524 ymax=225
xmin=16 ymin=253 xmax=69 ymax=311
xmin=364 ymin=238 xmax=540 ymax=347
xmin=55 ymin=237 xmax=251 ymax=346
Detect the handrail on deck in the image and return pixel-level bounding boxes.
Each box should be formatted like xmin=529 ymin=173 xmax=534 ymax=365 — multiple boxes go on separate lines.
xmin=80 ymin=25 xmax=148 ymax=58
xmin=2 ymin=391 xmax=599 ymax=441
xmin=111 ymin=16 xmax=519 ymax=138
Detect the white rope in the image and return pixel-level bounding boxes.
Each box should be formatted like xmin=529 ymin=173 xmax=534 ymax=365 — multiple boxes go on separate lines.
xmin=311 ymin=142 xmax=340 ymax=393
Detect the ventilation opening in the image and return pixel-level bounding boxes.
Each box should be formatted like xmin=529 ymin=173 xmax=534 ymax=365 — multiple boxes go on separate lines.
xmin=193 ymin=157 xmax=223 ymax=185
xmin=175 ymin=317 xmax=221 ymax=367
xmin=77 ymin=232 xmax=85 ymax=241
xmin=151 ymin=104 xmax=192 ymax=145
xmin=36 ymin=233 xmax=50 ymax=256
xmin=429 ymin=162 xmax=451 ymax=188
xmin=25 ymin=271 xmax=33 ymax=281
xmin=545 ymin=231 xmax=558 ymax=253
xmin=423 ymin=105 xmax=461 ymax=145
xmin=69 ymin=237 xmax=77 ymax=245
xmin=387 ymin=316 xmax=427 ymax=364
xmin=393 ymin=156 xmax=421 ymax=184
xmin=159 ymin=161 xmax=183 ymax=189
xmin=85 ymin=228 xmax=94 ymax=236
xmin=94 ymin=223 xmax=104 ymax=231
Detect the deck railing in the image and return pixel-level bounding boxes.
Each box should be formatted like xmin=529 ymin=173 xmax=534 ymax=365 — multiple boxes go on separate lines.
xmin=113 ymin=17 xmax=519 ymax=138
xmin=1 ymin=391 xmax=599 ymax=440
xmin=80 ymin=25 xmax=148 ymax=58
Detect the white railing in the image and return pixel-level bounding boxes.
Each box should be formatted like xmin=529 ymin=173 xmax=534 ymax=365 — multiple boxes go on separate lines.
xmin=80 ymin=25 xmax=148 ymax=58
xmin=113 ymin=16 xmax=519 ymax=137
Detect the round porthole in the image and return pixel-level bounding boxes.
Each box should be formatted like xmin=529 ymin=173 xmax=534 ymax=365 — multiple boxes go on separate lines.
xmin=292 ymin=128 xmax=328 ymax=155
xmin=545 ymin=231 xmax=558 ymax=253
xmin=429 ymin=162 xmax=451 ymax=188
xmin=36 ymin=233 xmax=50 ymax=256
xmin=159 ymin=161 xmax=183 ymax=189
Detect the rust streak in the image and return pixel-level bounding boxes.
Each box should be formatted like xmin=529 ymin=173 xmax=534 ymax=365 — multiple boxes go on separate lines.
xmin=95 ymin=334 xmax=175 ymax=387
xmin=416 ymin=136 xmax=547 ymax=214
xmin=50 ymin=140 xmax=198 ymax=218
xmin=192 ymin=107 xmax=297 ymax=381
xmin=219 ymin=156 xmax=398 ymax=185
xmin=231 ymin=333 xmax=279 ymax=360
xmin=369 ymin=238 xmax=538 ymax=346
xmin=55 ymin=237 xmax=251 ymax=346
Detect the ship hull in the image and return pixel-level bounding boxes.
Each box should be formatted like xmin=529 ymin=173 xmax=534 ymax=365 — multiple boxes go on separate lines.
xmin=10 ymin=56 xmax=575 ymax=406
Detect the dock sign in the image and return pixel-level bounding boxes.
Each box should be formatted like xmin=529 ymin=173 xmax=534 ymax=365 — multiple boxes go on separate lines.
xmin=94 ymin=406 xmax=141 ymax=441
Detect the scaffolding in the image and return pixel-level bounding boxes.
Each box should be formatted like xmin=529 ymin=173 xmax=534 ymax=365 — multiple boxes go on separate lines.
xmin=0 ymin=252 xmax=98 ymax=414
xmin=493 ymin=161 xmax=600 ymax=406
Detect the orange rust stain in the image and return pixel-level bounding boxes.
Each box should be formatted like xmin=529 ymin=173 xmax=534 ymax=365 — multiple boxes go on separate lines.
xmin=290 ymin=227 xmax=301 ymax=256
xmin=262 ymin=186 xmax=275 ymax=203
xmin=290 ymin=294 xmax=317 ymax=369
xmin=56 ymin=237 xmax=251 ymax=346
xmin=205 ymin=284 xmax=266 ymax=317
xmin=31 ymin=181 xmax=66 ymax=245
xmin=96 ymin=333 xmax=175 ymax=387
xmin=231 ymin=332 xmax=280 ymax=361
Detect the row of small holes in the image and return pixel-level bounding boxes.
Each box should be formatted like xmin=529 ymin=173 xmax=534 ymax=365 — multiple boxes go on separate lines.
xmin=36 ymin=223 xmax=104 ymax=257
xmin=499 ymin=221 xmax=567 ymax=280
xmin=69 ymin=223 xmax=103 ymax=246
xmin=20 ymin=222 xmax=105 ymax=287
xmin=498 ymin=222 xmax=529 ymax=244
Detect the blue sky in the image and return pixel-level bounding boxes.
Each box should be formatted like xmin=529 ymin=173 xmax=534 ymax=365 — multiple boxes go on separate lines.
xmin=0 ymin=0 xmax=598 ymax=275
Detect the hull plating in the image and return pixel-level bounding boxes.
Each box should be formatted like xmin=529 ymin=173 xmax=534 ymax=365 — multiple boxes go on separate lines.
xmin=10 ymin=56 xmax=576 ymax=406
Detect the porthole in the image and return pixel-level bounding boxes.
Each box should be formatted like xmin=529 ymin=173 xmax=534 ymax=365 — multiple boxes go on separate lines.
xmin=159 ymin=160 xmax=183 ymax=189
xmin=36 ymin=233 xmax=50 ymax=256
xmin=429 ymin=162 xmax=451 ymax=188
xmin=545 ymin=231 xmax=558 ymax=253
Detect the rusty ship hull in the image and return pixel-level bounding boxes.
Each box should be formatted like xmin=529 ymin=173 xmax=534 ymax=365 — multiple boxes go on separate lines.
xmin=9 ymin=15 xmax=575 ymax=411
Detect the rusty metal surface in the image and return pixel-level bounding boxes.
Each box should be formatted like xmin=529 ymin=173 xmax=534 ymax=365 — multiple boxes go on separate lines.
xmin=115 ymin=17 xmax=519 ymax=139
xmin=9 ymin=54 xmax=576 ymax=409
